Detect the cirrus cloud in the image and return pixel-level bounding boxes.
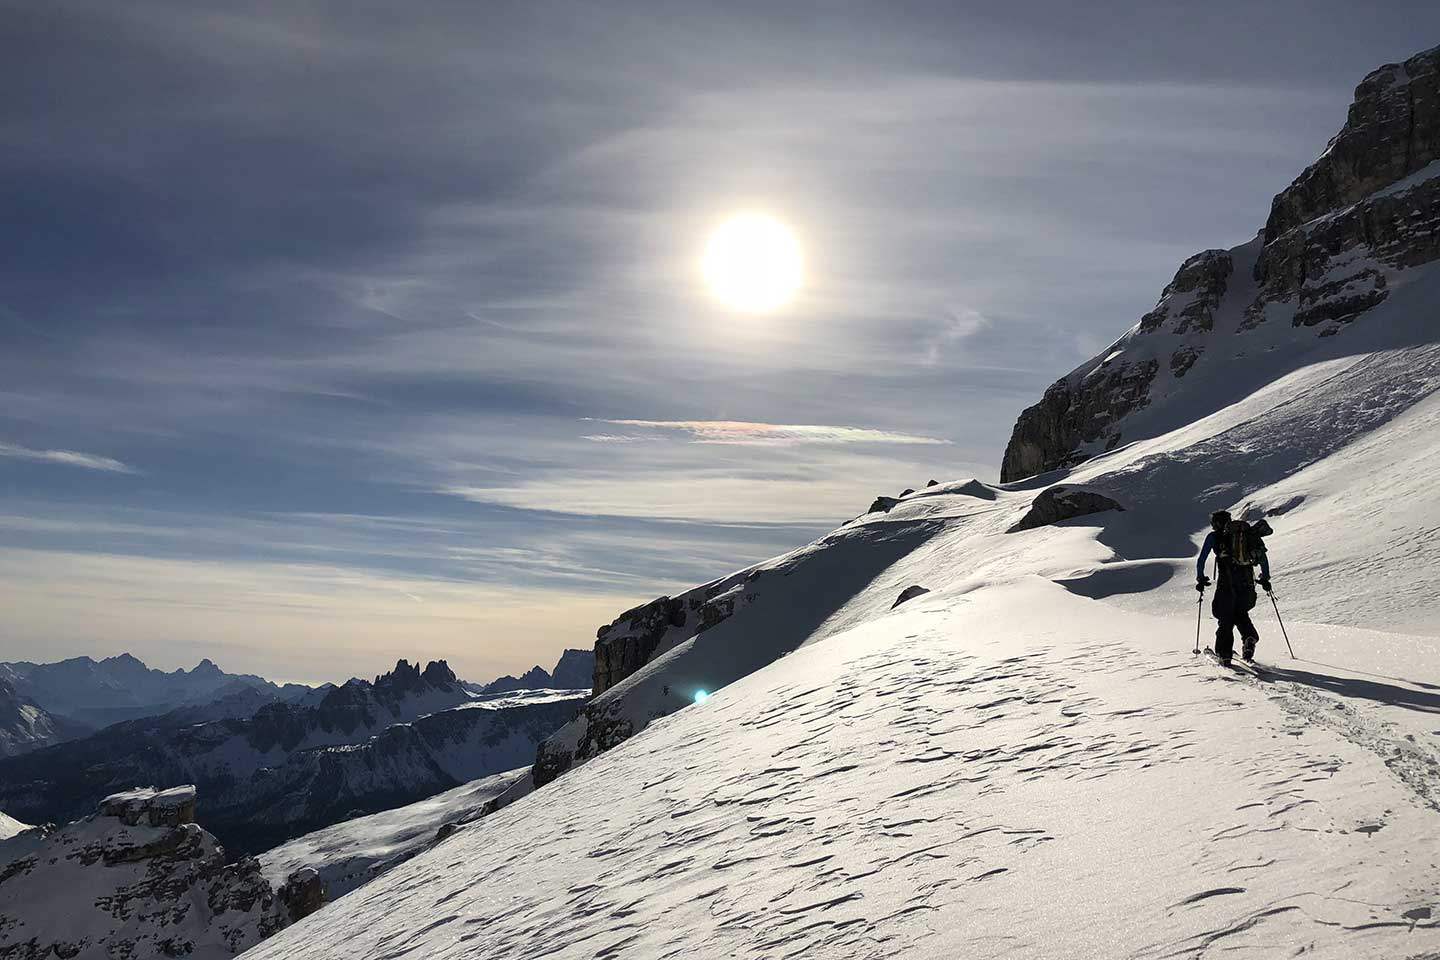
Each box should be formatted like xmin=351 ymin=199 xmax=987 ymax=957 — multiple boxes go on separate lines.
xmin=589 ymin=420 xmax=950 ymax=446
xmin=0 ymin=442 xmax=138 ymax=474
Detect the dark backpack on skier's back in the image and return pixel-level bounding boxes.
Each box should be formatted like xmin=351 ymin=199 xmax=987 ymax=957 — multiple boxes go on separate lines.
xmin=1221 ymin=518 xmax=1270 ymax=567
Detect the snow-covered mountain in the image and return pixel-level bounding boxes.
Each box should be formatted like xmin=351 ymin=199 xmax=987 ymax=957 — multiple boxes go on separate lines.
xmin=0 ymin=653 xmax=304 ymax=734
xmin=0 ymin=676 xmax=89 ymax=759
xmin=245 ymin=45 xmax=1440 ymax=960
xmin=258 ymin=767 xmax=528 ymax=903
xmin=0 ymin=660 xmax=583 ymax=857
xmin=0 ymin=786 xmax=321 ymax=960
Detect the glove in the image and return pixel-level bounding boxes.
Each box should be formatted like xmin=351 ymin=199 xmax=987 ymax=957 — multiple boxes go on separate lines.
xmin=1196 ymin=577 xmax=1211 ymax=592
xmin=1259 ymin=577 xmax=1272 ymax=593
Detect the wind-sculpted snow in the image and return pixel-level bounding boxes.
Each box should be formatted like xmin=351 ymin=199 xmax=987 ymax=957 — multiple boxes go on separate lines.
xmin=245 ymin=583 xmax=1440 ymax=960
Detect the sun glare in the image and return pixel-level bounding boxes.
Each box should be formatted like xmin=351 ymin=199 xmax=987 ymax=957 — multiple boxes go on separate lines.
xmin=701 ymin=213 xmax=803 ymax=313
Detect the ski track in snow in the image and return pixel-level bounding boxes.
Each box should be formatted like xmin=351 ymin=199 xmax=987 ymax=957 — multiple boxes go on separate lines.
xmin=246 ymin=585 xmax=1440 ymax=960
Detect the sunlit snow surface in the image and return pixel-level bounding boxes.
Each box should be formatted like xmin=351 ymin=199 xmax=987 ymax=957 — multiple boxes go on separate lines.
xmin=246 ymin=215 xmax=1440 ymax=958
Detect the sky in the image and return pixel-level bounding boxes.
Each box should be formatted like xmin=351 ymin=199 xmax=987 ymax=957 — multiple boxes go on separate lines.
xmin=3 ymin=0 xmax=1438 ymax=685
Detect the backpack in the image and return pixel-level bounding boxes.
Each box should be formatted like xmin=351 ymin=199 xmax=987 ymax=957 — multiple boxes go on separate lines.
xmin=1219 ymin=518 xmax=1270 ymax=566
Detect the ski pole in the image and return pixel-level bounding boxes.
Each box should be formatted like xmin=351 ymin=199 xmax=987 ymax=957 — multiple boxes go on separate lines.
xmin=1194 ymin=587 xmax=1204 ymax=655
xmin=1268 ymin=591 xmax=1296 ymax=659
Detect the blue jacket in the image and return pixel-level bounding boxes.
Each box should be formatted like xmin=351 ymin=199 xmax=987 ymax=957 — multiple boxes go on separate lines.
xmin=1198 ymin=531 xmax=1270 ymax=581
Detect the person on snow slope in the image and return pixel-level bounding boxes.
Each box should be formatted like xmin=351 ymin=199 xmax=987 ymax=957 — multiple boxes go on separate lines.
xmin=1196 ymin=510 xmax=1272 ymax=666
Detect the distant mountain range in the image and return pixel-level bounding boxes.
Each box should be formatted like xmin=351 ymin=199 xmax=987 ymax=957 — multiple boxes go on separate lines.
xmin=0 ymin=653 xmax=312 ymax=757
xmin=0 ymin=657 xmax=587 ymax=856
xmin=0 ymin=647 xmax=596 ymax=763
xmin=475 ymin=648 xmax=594 ymax=694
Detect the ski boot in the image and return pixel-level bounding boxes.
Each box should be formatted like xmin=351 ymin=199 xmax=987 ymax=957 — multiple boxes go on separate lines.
xmin=1241 ymin=636 xmax=1257 ymax=662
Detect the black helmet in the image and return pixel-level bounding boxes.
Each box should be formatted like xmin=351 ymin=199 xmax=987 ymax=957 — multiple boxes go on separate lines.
xmin=1210 ymin=510 xmax=1231 ymax=530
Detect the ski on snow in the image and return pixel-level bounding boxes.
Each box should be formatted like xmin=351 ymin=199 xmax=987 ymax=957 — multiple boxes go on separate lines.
xmin=1200 ymin=647 xmax=1272 ymax=679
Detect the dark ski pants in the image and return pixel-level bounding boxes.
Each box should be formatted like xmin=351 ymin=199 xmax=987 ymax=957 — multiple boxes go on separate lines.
xmin=1211 ymin=565 xmax=1259 ymax=661
xmin=1214 ymin=611 xmax=1257 ymax=661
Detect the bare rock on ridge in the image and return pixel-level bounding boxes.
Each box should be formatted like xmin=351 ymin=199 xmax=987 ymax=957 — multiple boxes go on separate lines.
xmin=1000 ymin=44 xmax=1440 ymax=482
xmin=892 ymin=585 xmax=931 ymax=608
xmin=1008 ymin=486 xmax=1124 ymax=534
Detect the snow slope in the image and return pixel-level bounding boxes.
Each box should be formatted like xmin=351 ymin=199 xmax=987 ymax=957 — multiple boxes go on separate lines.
xmin=247 ymin=236 xmax=1440 ymax=960
xmin=0 ymin=811 xmax=30 ymax=840
xmin=245 ymin=329 xmax=1440 ymax=958
xmin=258 ymin=767 xmax=527 ymax=902
xmin=245 ymin=578 xmax=1440 ymax=959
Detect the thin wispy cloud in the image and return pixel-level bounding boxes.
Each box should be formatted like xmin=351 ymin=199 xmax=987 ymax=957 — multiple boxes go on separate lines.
xmin=0 ymin=442 xmax=137 ymax=474
xmin=592 ymin=421 xmax=950 ymax=446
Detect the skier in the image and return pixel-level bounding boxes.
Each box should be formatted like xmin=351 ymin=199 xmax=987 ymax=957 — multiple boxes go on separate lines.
xmin=1195 ymin=510 xmax=1272 ymax=665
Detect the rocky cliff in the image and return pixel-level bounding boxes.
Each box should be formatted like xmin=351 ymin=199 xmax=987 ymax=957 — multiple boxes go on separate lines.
xmin=1001 ymin=44 xmax=1440 ymax=482
xmin=0 ymin=786 xmax=319 ymax=960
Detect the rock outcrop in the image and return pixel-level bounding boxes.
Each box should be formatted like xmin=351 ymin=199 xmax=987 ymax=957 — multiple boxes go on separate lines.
xmin=892 ymin=585 xmax=931 ymax=608
xmin=1008 ymin=486 xmax=1124 ymax=533
xmin=1001 ymin=44 xmax=1440 ymax=482
xmin=99 ymin=784 xmax=198 ymax=827
xmin=593 ymin=596 xmax=688 ymax=694
xmin=538 ymin=572 xmax=765 ymax=785
xmin=0 ymin=788 xmax=294 ymax=959
xmin=1262 ymin=46 xmax=1439 ymax=242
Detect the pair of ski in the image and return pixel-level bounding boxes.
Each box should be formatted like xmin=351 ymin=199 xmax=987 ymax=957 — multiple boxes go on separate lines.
xmin=1200 ymin=647 xmax=1270 ymax=678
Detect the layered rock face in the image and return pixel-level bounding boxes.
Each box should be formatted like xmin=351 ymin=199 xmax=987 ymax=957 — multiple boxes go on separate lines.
xmin=592 ymin=577 xmax=760 ymax=696
xmin=537 ymin=572 xmax=763 ymax=786
xmin=1262 ymin=47 xmax=1439 ymax=241
xmin=1001 ymin=44 xmax=1440 ymax=482
xmin=592 ymin=595 xmax=688 ymax=694
xmin=0 ymin=787 xmax=316 ymax=960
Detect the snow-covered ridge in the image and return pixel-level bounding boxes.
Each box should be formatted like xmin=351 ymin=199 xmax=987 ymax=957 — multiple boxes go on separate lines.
xmin=0 ymin=786 xmax=320 ymax=960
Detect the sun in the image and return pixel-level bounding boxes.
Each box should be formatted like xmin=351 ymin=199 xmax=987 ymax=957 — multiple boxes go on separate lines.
xmin=700 ymin=213 xmax=803 ymax=313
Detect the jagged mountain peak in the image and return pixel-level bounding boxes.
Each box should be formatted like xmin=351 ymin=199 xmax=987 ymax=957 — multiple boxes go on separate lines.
xmin=1000 ymin=42 xmax=1440 ymax=483
xmin=1263 ymin=43 xmax=1439 ymax=243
